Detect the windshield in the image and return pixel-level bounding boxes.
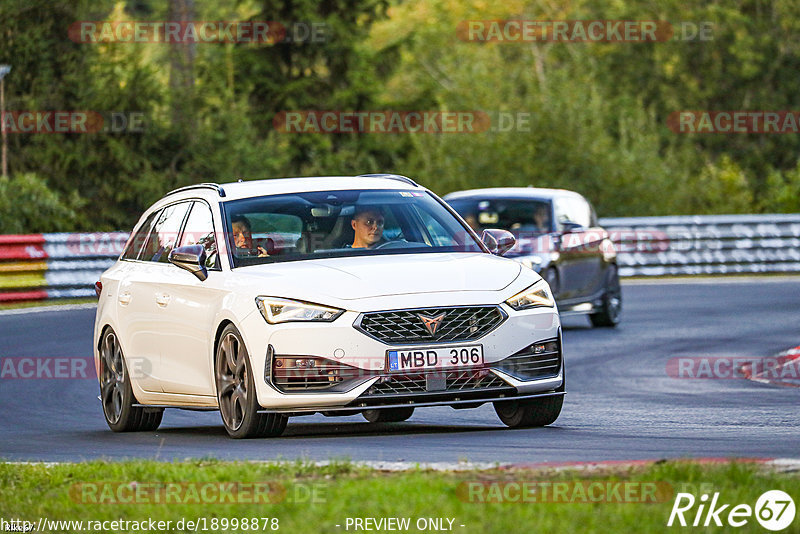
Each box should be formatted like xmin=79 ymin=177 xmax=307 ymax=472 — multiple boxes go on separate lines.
xmin=223 ymin=189 xmax=483 ymax=266
xmin=447 ymin=198 xmax=553 ymax=235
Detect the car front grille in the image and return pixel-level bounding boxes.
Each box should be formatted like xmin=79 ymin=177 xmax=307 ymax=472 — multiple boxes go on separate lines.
xmin=363 ymin=369 xmax=508 ymax=396
xmin=355 ymin=306 xmax=506 ymax=344
xmin=492 ymin=338 xmax=561 ymax=380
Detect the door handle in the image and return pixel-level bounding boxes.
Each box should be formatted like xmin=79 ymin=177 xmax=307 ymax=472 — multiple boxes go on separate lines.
xmin=155 ymin=293 xmax=171 ymax=307
xmin=118 ymin=292 xmax=132 ymax=306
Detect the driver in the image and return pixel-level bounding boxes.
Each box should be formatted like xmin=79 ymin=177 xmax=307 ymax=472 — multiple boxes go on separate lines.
xmin=512 ymin=204 xmax=551 ymax=234
xmin=231 ymin=215 xmax=269 ymax=257
xmin=350 ymin=206 xmax=387 ymax=249
xmin=532 ymin=204 xmax=551 ymax=233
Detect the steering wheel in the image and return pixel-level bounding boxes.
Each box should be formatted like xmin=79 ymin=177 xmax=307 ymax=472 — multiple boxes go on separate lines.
xmin=374 ymin=239 xmax=431 ymax=250
xmin=375 ymin=239 xmax=413 ymax=250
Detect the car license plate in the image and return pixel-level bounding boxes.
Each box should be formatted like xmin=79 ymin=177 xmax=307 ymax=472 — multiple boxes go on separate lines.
xmin=387 ymin=345 xmax=484 ymax=372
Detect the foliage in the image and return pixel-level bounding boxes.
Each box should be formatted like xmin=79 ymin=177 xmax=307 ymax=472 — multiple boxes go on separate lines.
xmin=1 ymin=0 xmax=799 ymax=232
xmin=0 ymin=174 xmax=81 ymax=233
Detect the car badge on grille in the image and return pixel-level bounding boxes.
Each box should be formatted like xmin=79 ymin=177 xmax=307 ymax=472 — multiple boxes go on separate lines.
xmin=418 ymin=312 xmax=447 ymax=336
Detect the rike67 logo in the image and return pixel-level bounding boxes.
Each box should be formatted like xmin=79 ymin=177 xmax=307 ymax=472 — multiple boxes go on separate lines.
xmin=668 ymin=490 xmax=795 ymax=531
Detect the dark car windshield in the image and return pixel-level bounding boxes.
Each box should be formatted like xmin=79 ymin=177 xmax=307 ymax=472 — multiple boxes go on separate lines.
xmin=222 ymin=189 xmax=483 ymax=266
xmin=447 ymin=198 xmax=553 ymax=235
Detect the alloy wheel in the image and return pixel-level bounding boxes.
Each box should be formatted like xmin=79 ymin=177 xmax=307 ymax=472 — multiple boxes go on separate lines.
xmin=100 ymin=331 xmax=126 ymax=424
xmin=216 ymin=332 xmax=249 ymax=432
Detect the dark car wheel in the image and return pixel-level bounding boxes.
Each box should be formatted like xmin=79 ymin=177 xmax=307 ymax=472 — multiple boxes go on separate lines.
xmin=215 ymin=324 xmax=287 ymax=438
xmin=590 ymin=264 xmax=621 ymax=327
xmin=494 ymin=395 xmax=563 ymax=428
xmin=99 ymin=328 xmax=163 ymax=432
xmin=362 ymin=407 xmax=414 ymax=423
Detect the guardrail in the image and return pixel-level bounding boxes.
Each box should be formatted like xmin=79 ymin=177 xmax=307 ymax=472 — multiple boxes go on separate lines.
xmin=0 ymin=214 xmax=799 ymax=302
xmin=599 ymin=214 xmax=800 ymax=277
xmin=0 ymin=233 xmax=127 ymax=302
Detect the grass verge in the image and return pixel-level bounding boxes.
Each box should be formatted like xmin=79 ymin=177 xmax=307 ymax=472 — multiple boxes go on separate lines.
xmin=0 ymin=459 xmax=797 ymax=533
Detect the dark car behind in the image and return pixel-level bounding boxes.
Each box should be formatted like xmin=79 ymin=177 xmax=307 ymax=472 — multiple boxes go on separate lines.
xmin=445 ymin=187 xmax=621 ymax=327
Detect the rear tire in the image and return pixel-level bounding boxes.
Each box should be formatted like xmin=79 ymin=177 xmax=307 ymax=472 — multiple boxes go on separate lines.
xmin=99 ymin=328 xmax=163 ymax=432
xmin=494 ymin=395 xmax=563 ymax=428
xmin=362 ymin=407 xmax=414 ymax=423
xmin=590 ymin=264 xmax=621 ymax=327
xmin=215 ymin=324 xmax=287 ymax=438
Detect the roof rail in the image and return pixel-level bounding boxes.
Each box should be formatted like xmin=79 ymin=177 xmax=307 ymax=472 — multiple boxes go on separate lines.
xmin=357 ymin=173 xmax=418 ymax=187
xmin=164 ymin=183 xmax=226 ymax=198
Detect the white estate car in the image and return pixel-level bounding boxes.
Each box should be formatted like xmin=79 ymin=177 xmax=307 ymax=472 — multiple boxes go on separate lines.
xmin=94 ymin=174 xmax=564 ymax=438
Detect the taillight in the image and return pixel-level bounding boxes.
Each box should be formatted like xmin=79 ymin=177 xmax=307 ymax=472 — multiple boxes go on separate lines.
xmin=94 ymin=281 xmax=102 ymax=298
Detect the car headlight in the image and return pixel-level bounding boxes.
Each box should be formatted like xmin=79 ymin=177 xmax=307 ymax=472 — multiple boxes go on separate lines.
xmin=255 ymin=297 xmax=344 ymax=324
xmin=505 ymin=280 xmax=555 ymax=310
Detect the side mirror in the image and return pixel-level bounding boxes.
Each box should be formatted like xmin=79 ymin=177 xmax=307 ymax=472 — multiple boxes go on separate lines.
xmin=481 ymin=229 xmax=516 ymax=256
xmin=168 ymin=244 xmax=208 ymax=281
xmin=561 ymin=221 xmax=584 ymax=233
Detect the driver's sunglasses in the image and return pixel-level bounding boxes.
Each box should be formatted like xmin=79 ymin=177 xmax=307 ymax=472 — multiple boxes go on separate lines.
xmin=359 ymin=217 xmax=385 ymax=228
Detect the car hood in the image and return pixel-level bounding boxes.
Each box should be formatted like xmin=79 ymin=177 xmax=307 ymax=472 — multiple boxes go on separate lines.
xmin=232 ymin=253 xmax=522 ymax=301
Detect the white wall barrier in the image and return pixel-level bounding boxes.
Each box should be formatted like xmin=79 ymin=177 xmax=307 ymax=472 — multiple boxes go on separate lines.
xmin=599 ymin=214 xmax=800 ymax=277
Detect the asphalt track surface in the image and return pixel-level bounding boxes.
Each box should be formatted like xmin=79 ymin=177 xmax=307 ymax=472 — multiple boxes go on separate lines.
xmin=1 ymin=278 xmax=799 ymax=463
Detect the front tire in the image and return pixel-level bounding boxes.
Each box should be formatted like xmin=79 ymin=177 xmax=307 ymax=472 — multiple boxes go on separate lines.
xmin=99 ymin=328 xmax=163 ymax=432
xmin=590 ymin=264 xmax=621 ymax=327
xmin=494 ymin=395 xmax=563 ymax=428
xmin=215 ymin=324 xmax=287 ymax=438
xmin=362 ymin=407 xmax=414 ymax=423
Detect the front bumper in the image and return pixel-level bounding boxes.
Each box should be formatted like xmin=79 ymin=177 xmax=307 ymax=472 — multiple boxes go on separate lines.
xmin=240 ymin=301 xmax=563 ymax=412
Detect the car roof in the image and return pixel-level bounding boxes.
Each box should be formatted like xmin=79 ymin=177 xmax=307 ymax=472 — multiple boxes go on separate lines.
xmin=443 ymin=187 xmax=584 ymax=202
xmin=161 ymin=175 xmax=424 ymax=203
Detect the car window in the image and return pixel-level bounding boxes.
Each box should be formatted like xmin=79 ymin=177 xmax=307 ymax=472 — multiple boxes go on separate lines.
xmin=553 ymin=196 xmax=591 ymax=230
xmin=244 ymin=212 xmax=304 ymax=254
xmin=178 ymin=201 xmax=219 ymax=269
xmin=447 ymin=198 xmax=552 ymax=235
xmin=411 ymin=205 xmax=459 ymax=246
xmin=139 ymin=202 xmax=192 ymax=262
xmin=223 ymin=190 xmax=481 ymax=266
xmin=121 ymin=211 xmax=160 ymax=260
